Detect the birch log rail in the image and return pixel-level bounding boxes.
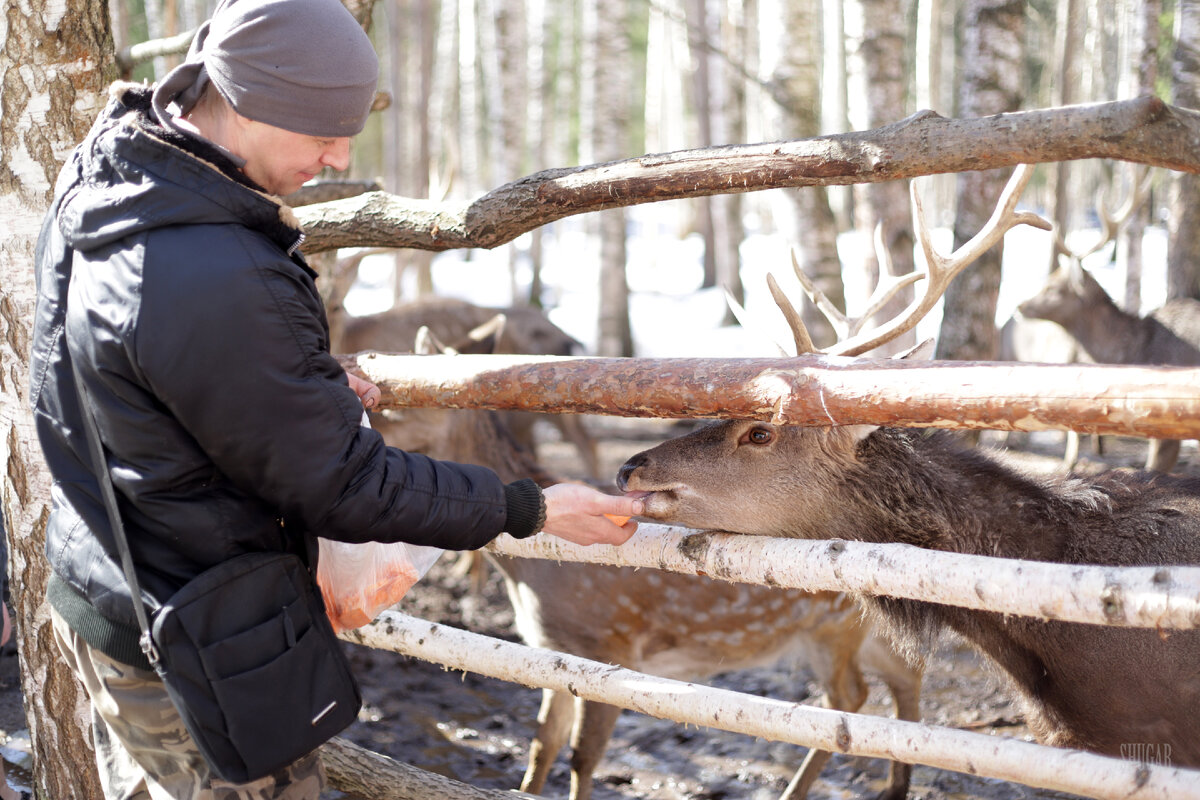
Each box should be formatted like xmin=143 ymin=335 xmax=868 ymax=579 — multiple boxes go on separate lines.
xmin=487 ymin=525 xmax=1200 ymax=630
xmin=342 ymin=611 xmax=1200 ymax=800
xmin=299 ymin=97 xmax=1200 ymax=254
xmin=336 ymin=352 xmax=1200 ymax=439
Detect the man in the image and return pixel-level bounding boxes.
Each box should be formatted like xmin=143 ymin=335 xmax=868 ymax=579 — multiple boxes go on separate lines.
xmin=29 ymin=0 xmax=641 ymax=797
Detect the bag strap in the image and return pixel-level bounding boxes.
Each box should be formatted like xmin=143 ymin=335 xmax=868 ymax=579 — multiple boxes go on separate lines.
xmin=70 ymin=360 xmax=161 ymax=667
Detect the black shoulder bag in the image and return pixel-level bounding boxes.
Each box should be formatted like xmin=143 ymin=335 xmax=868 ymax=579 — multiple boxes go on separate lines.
xmin=73 ymin=365 xmax=361 ymax=783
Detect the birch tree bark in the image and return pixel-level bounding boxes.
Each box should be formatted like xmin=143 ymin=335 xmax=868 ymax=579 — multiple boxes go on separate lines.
xmin=1169 ymin=0 xmax=1200 ymax=301
xmin=935 ymin=0 xmax=1025 ymax=361
xmin=0 ymin=1 xmax=113 ymax=796
xmin=850 ymin=0 xmax=916 ymax=355
xmin=1121 ymin=0 xmax=1161 ymax=312
xmin=686 ymin=0 xmax=720 ymax=289
xmin=774 ymin=0 xmax=845 ymax=348
xmin=592 ymin=0 xmax=635 ymax=356
xmin=1045 ymin=0 xmax=1083 ymax=273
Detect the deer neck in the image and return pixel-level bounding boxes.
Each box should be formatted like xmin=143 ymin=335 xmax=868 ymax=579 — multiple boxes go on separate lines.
xmin=824 ymin=429 xmax=1072 ymax=562
xmin=1055 ymin=294 xmax=1152 ymax=365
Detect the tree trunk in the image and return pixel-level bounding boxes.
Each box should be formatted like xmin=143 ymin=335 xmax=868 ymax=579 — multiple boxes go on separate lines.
xmin=1169 ymin=0 xmax=1200 ymax=301
xmin=717 ymin=0 xmax=749 ymax=326
xmin=851 ymin=0 xmax=916 ymax=356
xmin=936 ymin=0 xmax=1025 ymax=362
xmin=776 ymin=0 xmax=845 ymax=348
xmin=0 ymin=2 xmax=114 ymax=797
xmin=339 ymin=351 xmax=1200 ymax=440
xmin=686 ymin=0 xmax=719 ymax=289
xmin=1122 ymin=0 xmax=1161 ymax=313
xmin=592 ymin=0 xmax=635 ymax=356
xmin=299 ymin=98 xmax=1200 ymax=256
xmin=1046 ymin=0 xmax=1083 ymax=273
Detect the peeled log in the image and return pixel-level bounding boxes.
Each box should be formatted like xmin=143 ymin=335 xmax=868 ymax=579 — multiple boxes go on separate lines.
xmin=337 ymin=352 xmax=1200 ymax=439
xmin=320 ymin=736 xmax=538 ymax=800
xmin=343 ymin=611 xmax=1200 ymax=800
xmin=487 ymin=526 xmax=1200 ymax=630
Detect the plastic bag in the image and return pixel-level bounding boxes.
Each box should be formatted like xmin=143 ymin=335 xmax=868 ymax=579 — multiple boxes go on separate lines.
xmin=316 ymin=537 xmax=443 ymax=632
xmin=315 ymin=412 xmax=444 ymax=633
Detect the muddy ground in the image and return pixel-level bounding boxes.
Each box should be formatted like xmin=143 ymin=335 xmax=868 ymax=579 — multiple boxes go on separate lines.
xmin=0 ymin=423 xmax=1188 ymax=799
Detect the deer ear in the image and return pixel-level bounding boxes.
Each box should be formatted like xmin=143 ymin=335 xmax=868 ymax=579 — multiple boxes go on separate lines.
xmin=894 ymin=338 xmax=935 ymax=361
xmin=414 ymin=325 xmax=453 ymax=355
xmin=450 ymin=313 xmax=506 ymax=355
xmin=1066 ymin=258 xmax=1089 ymax=292
xmin=843 ymin=424 xmax=878 ymax=443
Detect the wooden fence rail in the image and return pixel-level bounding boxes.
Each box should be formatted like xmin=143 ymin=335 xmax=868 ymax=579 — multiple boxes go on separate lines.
xmin=342 ymin=610 xmax=1200 ymax=800
xmin=486 ymin=525 xmax=1200 ymax=630
xmin=339 ymin=353 xmax=1200 ymax=439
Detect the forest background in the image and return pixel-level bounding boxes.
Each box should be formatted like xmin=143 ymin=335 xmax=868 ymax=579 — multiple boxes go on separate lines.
xmin=5 ymin=0 xmax=1200 ymax=797
xmin=113 ymin=0 xmax=1200 ymax=359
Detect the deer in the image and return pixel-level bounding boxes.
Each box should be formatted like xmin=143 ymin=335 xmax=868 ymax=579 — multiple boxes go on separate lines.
xmin=377 ymin=327 xmax=923 ymax=800
xmin=1012 ymin=167 xmax=1200 ymax=473
xmin=1017 ymin=259 xmax=1200 ymax=473
xmin=616 ymin=165 xmax=1200 ymax=770
xmin=338 ymin=295 xmax=603 ymax=480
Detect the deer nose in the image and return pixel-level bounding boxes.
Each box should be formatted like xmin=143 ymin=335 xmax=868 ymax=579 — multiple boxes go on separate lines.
xmin=616 ymin=455 xmax=646 ymax=490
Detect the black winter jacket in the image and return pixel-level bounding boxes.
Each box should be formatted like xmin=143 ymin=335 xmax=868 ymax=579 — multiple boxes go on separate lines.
xmin=31 ymin=84 xmax=544 ymax=669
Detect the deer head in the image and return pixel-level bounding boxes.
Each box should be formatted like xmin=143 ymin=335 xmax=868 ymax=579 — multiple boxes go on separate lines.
xmin=619 ymin=165 xmax=1052 ymax=531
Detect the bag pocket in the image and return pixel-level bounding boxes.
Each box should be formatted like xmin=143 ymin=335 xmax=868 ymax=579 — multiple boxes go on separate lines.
xmin=208 ymin=617 xmax=356 ymax=773
xmin=199 ymin=594 xmax=313 ymax=678
xmin=153 ymin=552 xmax=360 ymax=783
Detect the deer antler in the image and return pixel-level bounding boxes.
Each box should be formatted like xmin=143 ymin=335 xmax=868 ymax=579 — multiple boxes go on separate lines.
xmin=1055 ymin=165 xmax=1154 ymax=262
xmin=788 ymin=226 xmax=926 ymax=343
xmin=776 ymin=164 xmax=1051 ymax=358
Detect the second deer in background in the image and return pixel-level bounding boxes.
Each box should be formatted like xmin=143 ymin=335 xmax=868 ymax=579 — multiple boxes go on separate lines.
xmin=1017 ymin=258 xmax=1200 ymax=472
xmin=338 ymin=295 xmax=603 ymax=480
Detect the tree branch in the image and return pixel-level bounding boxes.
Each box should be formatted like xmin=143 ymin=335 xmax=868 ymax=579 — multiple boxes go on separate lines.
xmin=336 ymin=353 xmax=1200 ymax=439
xmin=300 ymin=97 xmax=1200 ymax=254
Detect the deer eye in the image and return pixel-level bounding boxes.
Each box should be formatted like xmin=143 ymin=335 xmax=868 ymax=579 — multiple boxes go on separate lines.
xmin=741 ymin=426 xmax=775 ymax=446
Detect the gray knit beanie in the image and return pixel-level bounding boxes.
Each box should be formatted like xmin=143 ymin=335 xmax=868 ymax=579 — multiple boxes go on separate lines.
xmin=152 ymin=0 xmax=379 ymax=138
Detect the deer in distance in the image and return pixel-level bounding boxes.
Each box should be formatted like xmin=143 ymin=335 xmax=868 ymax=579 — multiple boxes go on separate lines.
xmin=339 ymin=294 xmax=603 ymax=479
xmin=1017 ymin=259 xmax=1200 ymax=473
xmin=372 ymin=325 xmax=922 ymax=800
xmin=617 ymin=166 xmax=1200 ymax=770
xmin=1013 ymin=166 xmax=1200 ymax=473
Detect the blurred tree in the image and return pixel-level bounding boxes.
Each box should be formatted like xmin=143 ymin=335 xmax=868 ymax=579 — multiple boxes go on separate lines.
xmin=592 ymin=0 xmax=637 ymax=356
xmin=1045 ymin=0 xmax=1083 ymax=273
xmin=686 ymin=0 xmax=720 ymax=289
xmin=936 ymin=0 xmax=1026 ymax=362
xmin=1122 ymin=0 xmax=1162 ymax=312
xmin=1169 ymin=0 xmax=1200 ymax=301
xmin=775 ymin=0 xmax=844 ymax=348
xmin=851 ymin=0 xmax=917 ymax=355
xmin=715 ymin=0 xmax=749 ymax=325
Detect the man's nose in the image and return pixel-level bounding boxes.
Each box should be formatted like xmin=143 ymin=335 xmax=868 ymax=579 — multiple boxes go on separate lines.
xmin=321 ymin=138 xmax=352 ymax=171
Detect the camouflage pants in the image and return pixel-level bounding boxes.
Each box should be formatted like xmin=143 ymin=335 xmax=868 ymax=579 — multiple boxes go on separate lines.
xmin=51 ymin=610 xmax=325 ymax=800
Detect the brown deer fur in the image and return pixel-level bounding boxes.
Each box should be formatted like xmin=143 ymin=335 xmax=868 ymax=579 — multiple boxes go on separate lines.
xmin=617 ymin=420 xmax=1200 ymax=765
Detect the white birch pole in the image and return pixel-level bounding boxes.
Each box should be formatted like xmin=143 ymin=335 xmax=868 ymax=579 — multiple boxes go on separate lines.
xmin=344 ymin=611 xmax=1200 ymax=800
xmin=486 ymin=525 xmax=1200 ymax=629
